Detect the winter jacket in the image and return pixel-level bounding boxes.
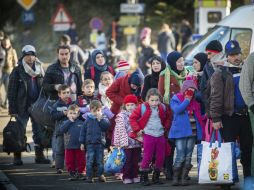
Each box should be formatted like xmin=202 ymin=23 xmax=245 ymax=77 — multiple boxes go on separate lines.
xmin=141 ymin=73 xmax=160 ymax=101
xmin=2 ymin=46 xmax=18 ymax=74
xmin=59 ymin=119 xmax=84 ymax=149
xmin=169 ymin=94 xmax=204 ymax=140
xmin=8 ymin=61 xmax=43 ymax=115
xmin=113 ymin=110 xmax=141 ymax=149
xmin=43 ymin=60 xmax=82 ymax=100
xmin=79 ymin=113 xmax=110 ymax=145
xmin=157 ymin=31 xmax=175 ymax=54
xmin=200 ymin=61 xmax=215 ymax=100
xmin=240 ymin=52 xmax=254 ymax=108
xmin=129 ymin=102 xmax=171 ymax=136
xmin=106 ymin=74 xmax=132 ymax=114
xmin=208 ymin=66 xmax=234 ymax=122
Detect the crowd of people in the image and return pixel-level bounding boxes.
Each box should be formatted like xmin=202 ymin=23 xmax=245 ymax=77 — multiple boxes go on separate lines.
xmin=1 ymin=25 xmax=253 ymax=190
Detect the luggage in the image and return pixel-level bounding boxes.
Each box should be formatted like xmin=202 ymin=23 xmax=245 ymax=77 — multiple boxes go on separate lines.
xmin=3 ymin=117 xmax=29 ymax=154
xmin=104 ymin=147 xmax=126 ymax=173
xmin=197 ymin=130 xmax=239 ymax=184
xmin=28 ymin=89 xmax=55 ymax=128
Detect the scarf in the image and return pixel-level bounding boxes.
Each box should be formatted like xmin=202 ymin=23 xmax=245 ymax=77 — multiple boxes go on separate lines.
xmin=22 ymin=58 xmax=44 ymax=77
xmin=162 ymin=65 xmax=187 ymax=103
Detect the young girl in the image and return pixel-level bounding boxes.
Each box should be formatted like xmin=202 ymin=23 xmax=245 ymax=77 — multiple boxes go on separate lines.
xmin=113 ymin=95 xmax=141 ymax=184
xmin=99 ymin=71 xmax=114 ymax=108
xmin=129 ymin=88 xmax=171 ymax=186
xmin=169 ymin=79 xmax=204 ymax=186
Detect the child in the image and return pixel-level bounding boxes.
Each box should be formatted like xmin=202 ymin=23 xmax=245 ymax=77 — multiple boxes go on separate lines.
xmin=52 ymin=84 xmax=74 ymax=174
xmin=129 ymin=88 xmax=171 ymax=186
xmin=78 ymin=79 xmax=97 ymax=108
xmin=114 ymin=60 xmax=131 ymax=80
xmin=99 ymin=71 xmax=114 ymax=108
xmin=113 ymin=95 xmax=141 ymax=184
xmin=79 ymin=100 xmax=110 ymax=183
xmin=169 ymin=80 xmax=204 ymax=186
xmin=59 ymin=104 xmax=86 ymax=180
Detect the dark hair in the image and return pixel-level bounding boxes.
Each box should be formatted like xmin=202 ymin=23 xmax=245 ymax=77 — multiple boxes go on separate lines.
xmin=145 ymin=88 xmax=162 ymax=102
xmin=57 ymin=45 xmax=71 ymax=53
xmin=90 ymin=100 xmax=102 ymax=110
xmin=58 ymin=84 xmax=70 ymax=93
xmin=68 ymin=104 xmax=79 ymax=112
xmin=60 ymin=34 xmax=71 ymax=44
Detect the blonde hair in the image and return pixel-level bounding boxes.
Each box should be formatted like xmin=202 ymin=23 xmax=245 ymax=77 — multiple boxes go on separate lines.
xmin=68 ymin=104 xmax=79 ymax=112
xmin=100 ymin=71 xmax=113 ymax=81
xmin=83 ymin=79 xmax=95 ymax=88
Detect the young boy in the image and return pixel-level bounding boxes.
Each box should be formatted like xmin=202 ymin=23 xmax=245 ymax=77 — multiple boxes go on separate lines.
xmin=79 ymin=100 xmax=110 ymax=183
xmin=59 ymin=104 xmax=86 ymax=181
xmin=52 ymin=84 xmax=73 ymax=174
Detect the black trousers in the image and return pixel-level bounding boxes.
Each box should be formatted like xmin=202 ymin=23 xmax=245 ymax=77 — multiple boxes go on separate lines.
xmin=221 ymin=114 xmax=253 ymax=177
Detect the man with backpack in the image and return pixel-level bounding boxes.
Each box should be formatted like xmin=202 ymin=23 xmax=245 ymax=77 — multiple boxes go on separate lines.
xmin=7 ymin=45 xmax=50 ymax=165
xmin=208 ymin=40 xmax=253 ymax=189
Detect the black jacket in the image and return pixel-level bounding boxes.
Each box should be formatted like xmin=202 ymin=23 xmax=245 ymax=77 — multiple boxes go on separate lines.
xmin=8 ymin=62 xmax=43 ymax=115
xmin=43 ymin=60 xmax=82 ymax=100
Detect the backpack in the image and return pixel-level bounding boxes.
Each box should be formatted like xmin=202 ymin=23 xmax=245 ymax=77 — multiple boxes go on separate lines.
xmin=3 ymin=117 xmax=30 ymax=154
xmin=141 ymin=103 xmax=166 ymax=116
xmin=90 ymin=65 xmax=115 ymax=81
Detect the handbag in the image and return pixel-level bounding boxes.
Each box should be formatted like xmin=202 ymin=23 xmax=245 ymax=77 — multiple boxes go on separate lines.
xmin=197 ymin=130 xmax=239 ymax=184
xmin=28 ymin=88 xmax=56 ymax=128
xmin=104 ymin=147 xmax=126 ymax=173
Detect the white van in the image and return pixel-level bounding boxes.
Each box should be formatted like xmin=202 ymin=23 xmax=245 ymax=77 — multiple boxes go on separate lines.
xmin=184 ymin=5 xmax=254 ymax=65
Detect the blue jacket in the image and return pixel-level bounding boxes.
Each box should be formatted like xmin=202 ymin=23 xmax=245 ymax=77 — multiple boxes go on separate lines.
xmin=169 ymin=95 xmax=203 ymax=140
xmin=79 ymin=113 xmax=110 ymax=145
xmin=59 ymin=119 xmax=84 ymax=149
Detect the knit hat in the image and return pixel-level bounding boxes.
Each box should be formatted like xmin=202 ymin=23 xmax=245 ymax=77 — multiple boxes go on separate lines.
xmin=123 ymin=94 xmax=138 ymax=105
xmin=180 ymin=79 xmax=197 ymax=93
xmin=225 ymin=40 xmax=241 ymax=56
xmin=117 ymin=60 xmax=130 ymax=72
xmin=193 ymin=52 xmax=208 ymax=71
xmin=128 ymin=69 xmax=144 ymax=87
xmin=205 ymin=40 xmax=223 ymax=53
xmin=166 ymin=51 xmax=182 ymax=73
xmin=22 ymin=45 xmax=36 ymax=57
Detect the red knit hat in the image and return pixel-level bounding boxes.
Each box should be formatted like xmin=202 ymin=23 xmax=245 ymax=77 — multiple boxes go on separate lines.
xmin=117 ymin=60 xmax=130 ymax=72
xmin=123 ymin=95 xmax=138 ymax=105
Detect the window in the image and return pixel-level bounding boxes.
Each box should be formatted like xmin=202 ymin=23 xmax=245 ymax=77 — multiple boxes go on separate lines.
xmin=207 ymin=12 xmax=222 ymax=23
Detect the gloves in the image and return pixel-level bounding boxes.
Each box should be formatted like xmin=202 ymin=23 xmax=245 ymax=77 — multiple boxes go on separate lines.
xmin=128 ymin=131 xmax=137 ymax=139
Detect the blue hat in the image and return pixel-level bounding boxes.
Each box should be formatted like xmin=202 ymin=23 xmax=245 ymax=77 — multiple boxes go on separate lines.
xmin=166 ymin=51 xmax=182 ymax=73
xmin=225 ymin=40 xmax=241 ymax=55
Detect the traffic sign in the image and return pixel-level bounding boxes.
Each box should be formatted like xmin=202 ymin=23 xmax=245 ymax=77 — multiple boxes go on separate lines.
xmin=120 ymin=3 xmax=145 ymax=13
xmin=51 ymin=4 xmax=73 ymax=31
xmin=119 ymin=16 xmax=140 ymax=26
xmin=123 ymin=26 xmax=136 ymax=35
xmin=17 ymin=0 xmax=37 ymax=11
xmin=22 ymin=10 xmax=35 ymax=25
xmin=89 ymin=17 xmax=104 ymax=30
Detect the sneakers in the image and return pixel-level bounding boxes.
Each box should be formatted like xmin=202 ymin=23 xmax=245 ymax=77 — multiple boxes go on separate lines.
xmin=98 ymin=175 xmax=106 ymax=182
xmin=68 ymin=171 xmax=78 ymax=181
xmin=133 ymin=177 xmax=140 ymax=183
xmin=56 ymin=169 xmax=63 ymax=174
xmin=123 ymin=178 xmax=133 ymax=184
xmin=86 ymin=177 xmax=94 ymax=183
xmin=77 ymin=173 xmax=86 ymax=180
xmin=50 ymin=161 xmax=55 ymax=168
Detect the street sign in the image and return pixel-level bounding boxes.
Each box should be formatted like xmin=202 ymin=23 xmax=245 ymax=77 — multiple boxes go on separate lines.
xmin=123 ymin=26 xmax=136 ymax=35
xmin=17 ymin=0 xmax=37 ymax=11
xmin=89 ymin=17 xmax=104 ymax=30
xmin=51 ymin=4 xmax=73 ymax=31
xmin=22 ymin=10 xmax=35 ymax=25
xmin=120 ymin=3 xmax=145 ymax=13
xmin=119 ymin=15 xmax=140 ymax=26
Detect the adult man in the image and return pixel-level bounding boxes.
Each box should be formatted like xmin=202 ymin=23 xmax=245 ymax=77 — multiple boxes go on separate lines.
xmin=0 ymin=35 xmax=18 ymax=108
xmin=209 ymin=40 xmax=253 ymax=188
xmin=8 ymin=45 xmax=50 ymax=165
xmin=43 ymin=45 xmax=82 ymax=101
xmin=240 ymin=51 xmax=254 ymax=178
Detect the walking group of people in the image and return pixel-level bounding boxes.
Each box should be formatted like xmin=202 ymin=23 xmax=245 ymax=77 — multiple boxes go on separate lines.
xmin=4 ymin=30 xmax=254 ymax=189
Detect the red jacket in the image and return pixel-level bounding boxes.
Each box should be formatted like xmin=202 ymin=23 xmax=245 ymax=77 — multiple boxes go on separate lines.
xmin=129 ymin=102 xmax=172 ymax=136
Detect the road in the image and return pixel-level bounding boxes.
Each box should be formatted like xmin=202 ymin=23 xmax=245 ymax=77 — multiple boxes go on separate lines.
xmin=0 ymin=108 xmax=244 ymax=190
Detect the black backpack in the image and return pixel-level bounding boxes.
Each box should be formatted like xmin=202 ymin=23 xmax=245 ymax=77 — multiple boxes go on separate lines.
xmin=3 ymin=117 xmax=30 ymax=154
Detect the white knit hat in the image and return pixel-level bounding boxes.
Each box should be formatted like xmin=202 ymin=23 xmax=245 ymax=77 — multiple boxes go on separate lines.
xmin=117 ymin=60 xmax=130 ymax=72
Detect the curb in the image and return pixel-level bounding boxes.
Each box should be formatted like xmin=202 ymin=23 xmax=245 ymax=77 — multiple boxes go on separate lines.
xmin=0 ymin=170 xmax=18 ymax=190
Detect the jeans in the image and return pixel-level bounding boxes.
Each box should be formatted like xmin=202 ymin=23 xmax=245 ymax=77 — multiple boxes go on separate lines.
xmin=174 ymin=137 xmax=196 ymax=168
xmin=55 ymin=135 xmax=64 ymax=169
xmin=86 ymin=144 xmax=104 ymax=177
xmin=16 ymin=113 xmax=45 ymax=145
xmin=0 ymin=72 xmax=9 ymax=106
